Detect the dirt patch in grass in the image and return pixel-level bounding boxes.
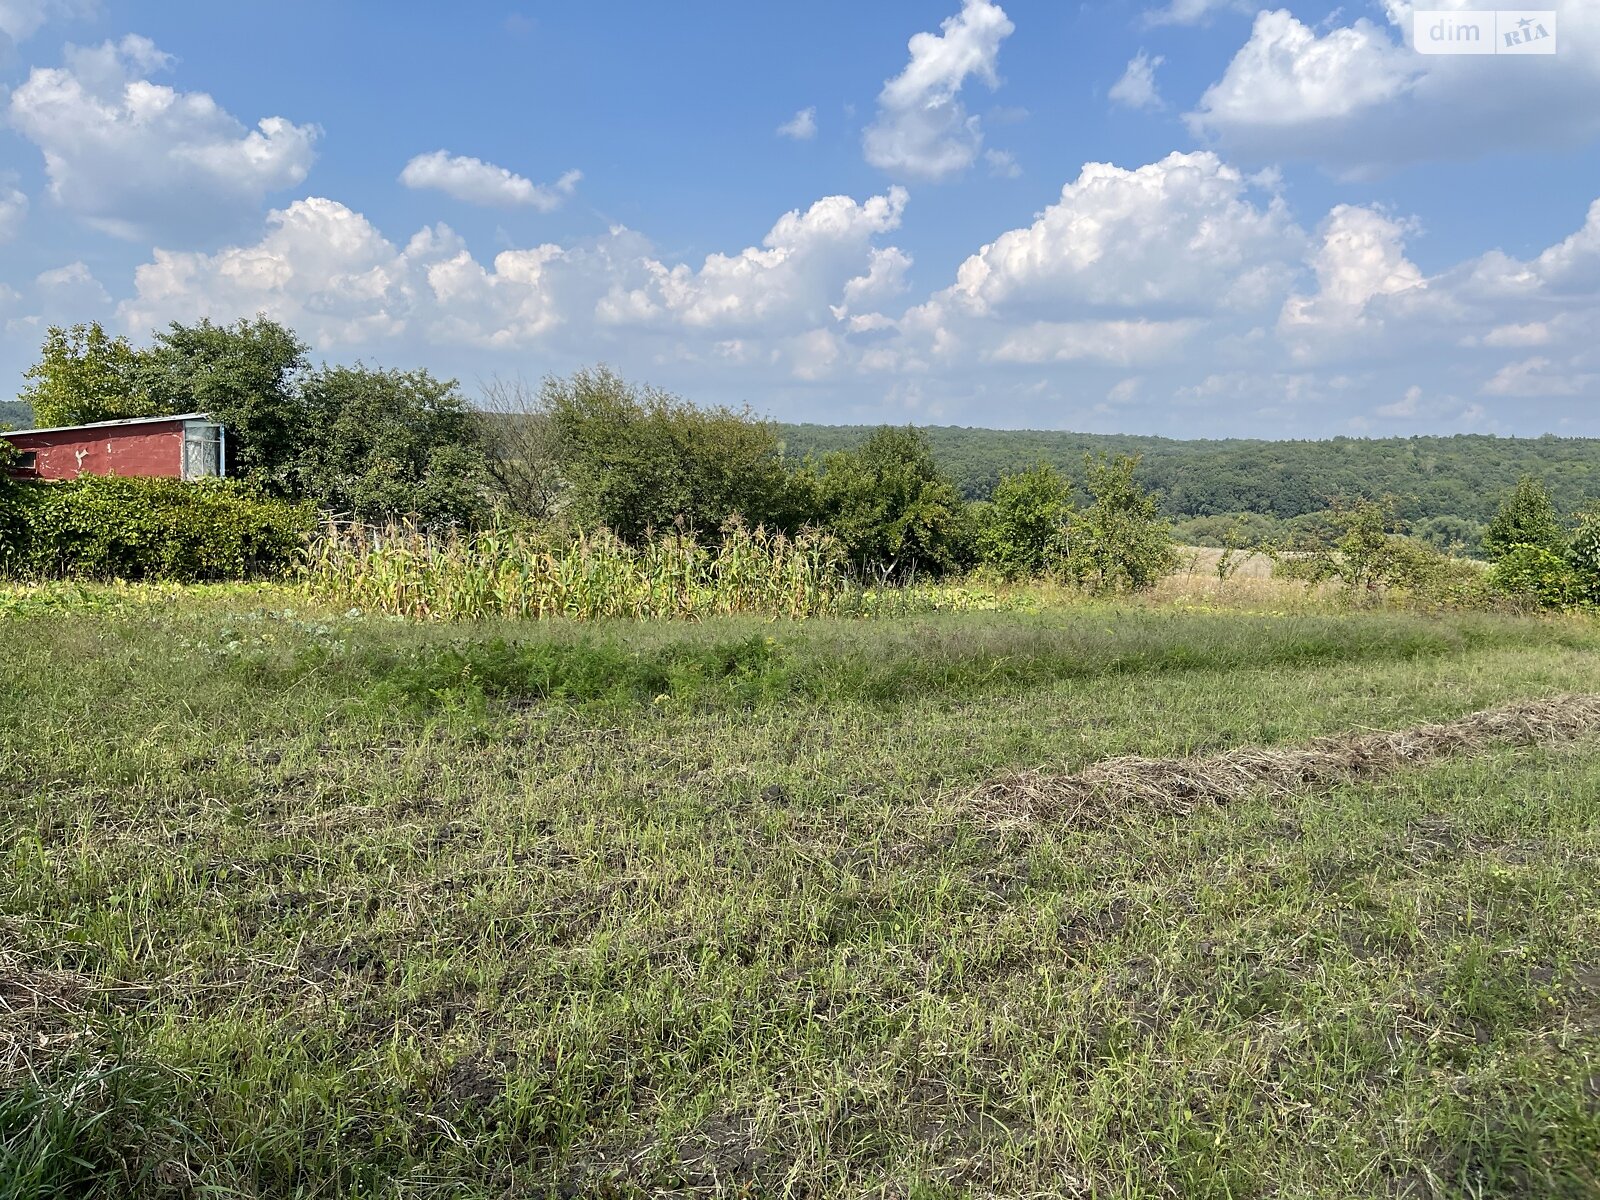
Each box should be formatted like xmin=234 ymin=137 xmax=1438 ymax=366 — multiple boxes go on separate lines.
xmin=971 ymin=693 xmax=1600 ymax=828
xmin=0 ymin=952 xmax=101 ymax=1083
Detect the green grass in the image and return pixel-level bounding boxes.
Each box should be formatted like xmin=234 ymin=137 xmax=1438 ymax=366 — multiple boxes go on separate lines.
xmin=3 ymin=593 xmax=1599 ymax=1197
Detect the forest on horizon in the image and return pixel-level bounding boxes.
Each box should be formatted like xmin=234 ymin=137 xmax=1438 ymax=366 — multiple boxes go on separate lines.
xmin=779 ymin=423 xmax=1600 ymax=525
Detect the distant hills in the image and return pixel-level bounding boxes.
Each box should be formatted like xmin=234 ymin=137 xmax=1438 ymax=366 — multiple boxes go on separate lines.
xmin=0 ymin=401 xmax=32 ymax=430
xmin=778 ymin=424 xmax=1600 ymax=525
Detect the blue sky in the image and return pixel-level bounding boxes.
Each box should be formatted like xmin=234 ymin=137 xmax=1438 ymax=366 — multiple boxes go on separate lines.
xmin=1 ymin=0 xmax=1598 ymax=436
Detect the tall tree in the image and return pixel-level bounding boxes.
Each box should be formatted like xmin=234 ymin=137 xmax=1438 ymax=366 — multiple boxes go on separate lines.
xmin=20 ymin=323 xmax=160 ymax=428
xmin=978 ymin=463 xmax=1073 ymax=578
xmin=1064 ymin=454 xmax=1177 ymax=592
xmin=136 ymin=317 xmax=311 ymax=492
xmin=298 ymin=365 xmax=488 ymax=528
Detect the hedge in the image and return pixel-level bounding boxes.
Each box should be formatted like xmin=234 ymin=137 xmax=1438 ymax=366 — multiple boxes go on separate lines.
xmin=0 ymin=475 xmax=313 ymax=582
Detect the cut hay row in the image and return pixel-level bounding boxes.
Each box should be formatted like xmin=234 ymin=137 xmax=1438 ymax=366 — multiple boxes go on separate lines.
xmin=970 ymin=693 xmax=1600 ymax=828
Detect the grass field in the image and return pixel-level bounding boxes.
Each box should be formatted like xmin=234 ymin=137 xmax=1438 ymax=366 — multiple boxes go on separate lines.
xmin=3 ymin=582 xmax=1599 ymax=1198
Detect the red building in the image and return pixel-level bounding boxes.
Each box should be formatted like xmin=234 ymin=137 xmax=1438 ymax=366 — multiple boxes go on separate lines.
xmin=2 ymin=413 xmax=226 ymax=482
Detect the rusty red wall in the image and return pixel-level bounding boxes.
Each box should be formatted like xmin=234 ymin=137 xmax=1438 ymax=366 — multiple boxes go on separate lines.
xmin=4 ymin=421 xmax=187 ymax=481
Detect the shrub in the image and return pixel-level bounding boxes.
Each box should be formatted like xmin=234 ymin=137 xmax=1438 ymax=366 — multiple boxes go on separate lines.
xmin=537 ymin=366 xmax=801 ymax=541
xmin=1271 ymin=498 xmax=1494 ymax=609
xmin=1414 ymin=514 xmax=1486 ymax=558
xmin=1489 ymin=544 xmax=1582 ymax=609
xmin=2 ymin=477 xmax=313 ymax=582
xmin=1566 ymin=506 xmax=1600 ymax=605
xmin=978 ymin=463 xmax=1072 ymax=579
xmin=1484 ymin=476 xmax=1565 ymax=561
xmin=809 ymin=426 xmax=973 ymax=580
xmin=1063 ymin=454 xmax=1177 ymax=592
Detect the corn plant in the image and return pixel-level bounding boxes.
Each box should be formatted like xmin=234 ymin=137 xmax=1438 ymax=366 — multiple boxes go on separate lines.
xmin=303 ymin=520 xmax=861 ymax=621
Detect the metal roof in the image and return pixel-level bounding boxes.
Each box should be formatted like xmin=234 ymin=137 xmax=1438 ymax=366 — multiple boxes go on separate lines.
xmin=1 ymin=412 xmax=214 ymax=438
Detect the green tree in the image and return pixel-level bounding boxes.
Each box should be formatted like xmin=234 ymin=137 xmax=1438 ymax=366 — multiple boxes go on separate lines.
xmin=1483 ymin=476 xmax=1565 ymax=560
xmin=1064 ymin=454 xmax=1177 ymax=592
xmin=811 ymin=426 xmax=972 ymax=579
xmin=1566 ymin=504 xmax=1600 ymax=605
xmin=298 ymin=365 xmax=488 ymax=528
xmin=543 ymin=366 xmax=798 ymax=541
xmin=978 ymin=463 xmax=1072 ymax=579
xmin=20 ymin=323 xmax=160 ymax=427
xmin=136 ymin=317 xmax=311 ymax=492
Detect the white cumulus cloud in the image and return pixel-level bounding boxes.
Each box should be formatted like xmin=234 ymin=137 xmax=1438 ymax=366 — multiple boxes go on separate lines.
xmin=598 ymin=187 xmax=910 ymax=331
xmin=399 ymin=150 xmax=581 ymax=210
xmin=6 ymin=35 xmax=318 ymax=241
xmin=863 ymin=0 xmax=1014 ymax=181
xmin=117 ymin=186 xmax=914 ymax=369
xmin=1188 ymin=3 xmax=1600 ymax=176
xmin=936 ymin=151 xmax=1303 ymax=319
xmin=1279 ymin=205 xmax=1425 ymax=342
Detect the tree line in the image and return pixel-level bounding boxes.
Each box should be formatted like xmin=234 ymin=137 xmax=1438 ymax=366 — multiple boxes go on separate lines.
xmin=6 ymin=323 xmax=1176 ymax=589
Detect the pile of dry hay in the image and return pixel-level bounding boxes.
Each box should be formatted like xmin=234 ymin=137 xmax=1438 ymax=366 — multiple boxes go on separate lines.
xmin=969 ymin=693 xmax=1600 ymax=829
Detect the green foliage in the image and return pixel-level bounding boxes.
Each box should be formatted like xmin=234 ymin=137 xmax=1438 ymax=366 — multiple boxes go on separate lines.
xmin=810 ymin=426 xmax=973 ymax=579
xmin=137 ymin=316 xmax=311 ymax=492
xmin=1 ymin=476 xmax=312 ymax=582
xmin=298 ymin=364 xmax=489 ymax=529
xmin=1482 ymin=476 xmax=1567 ymax=560
xmin=1063 ymin=454 xmax=1177 ymax=592
xmin=1171 ymin=511 xmax=1281 ymax=548
xmin=19 ymin=323 xmax=162 ymax=427
xmin=978 ymin=463 xmax=1073 ymax=579
xmin=542 ymin=366 xmax=798 ymax=541
xmin=1566 ymin=505 xmax=1600 ymax=604
xmin=1488 ymin=544 xmax=1581 ymax=609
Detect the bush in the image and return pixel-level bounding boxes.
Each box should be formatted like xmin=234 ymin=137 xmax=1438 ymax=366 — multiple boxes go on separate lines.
xmin=538 ymin=366 xmax=801 ymax=541
xmin=1 ymin=477 xmax=313 ymax=582
xmin=978 ymin=463 xmax=1072 ymax=579
xmin=809 ymin=426 xmax=973 ymax=580
xmin=1063 ymin=454 xmax=1177 ymax=592
xmin=1488 ymin=545 xmax=1582 ymax=609
xmin=1566 ymin=506 xmax=1600 ymax=605
xmin=1484 ymin=476 xmax=1566 ymax=561
xmin=1413 ymin=514 xmax=1486 ymax=558
xmin=1272 ymin=498 xmax=1492 ymax=609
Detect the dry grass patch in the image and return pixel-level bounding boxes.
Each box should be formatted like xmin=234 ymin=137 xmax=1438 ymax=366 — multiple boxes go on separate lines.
xmin=971 ymin=693 xmax=1600 ymax=828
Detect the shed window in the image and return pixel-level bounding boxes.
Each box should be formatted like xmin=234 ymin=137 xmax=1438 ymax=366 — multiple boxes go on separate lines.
xmin=15 ymin=450 xmax=35 ymax=470
xmin=182 ymin=423 xmax=225 ymax=480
